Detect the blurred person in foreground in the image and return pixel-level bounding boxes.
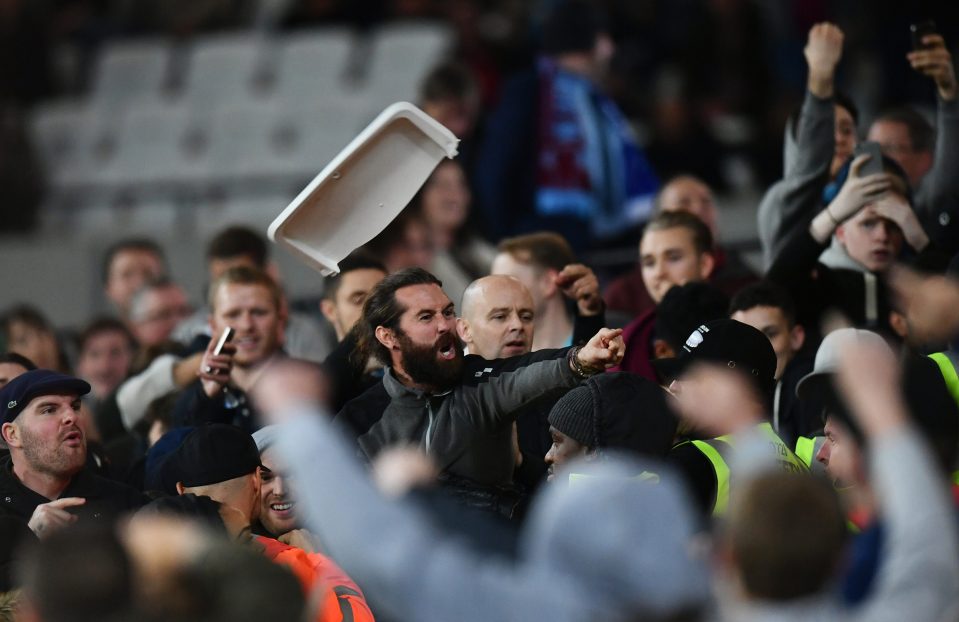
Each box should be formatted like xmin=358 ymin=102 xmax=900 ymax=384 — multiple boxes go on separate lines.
xmin=253 ymin=359 xmax=709 ymax=622
xmin=690 ymin=330 xmax=959 ymax=621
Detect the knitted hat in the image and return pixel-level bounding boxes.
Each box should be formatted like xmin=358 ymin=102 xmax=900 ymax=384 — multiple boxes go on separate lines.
xmin=548 ymin=372 xmax=678 ymax=458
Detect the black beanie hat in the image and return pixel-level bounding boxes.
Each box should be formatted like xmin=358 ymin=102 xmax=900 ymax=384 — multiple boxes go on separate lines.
xmin=549 ymin=372 xmax=678 ymax=458
xmin=542 ymin=0 xmax=607 ymax=55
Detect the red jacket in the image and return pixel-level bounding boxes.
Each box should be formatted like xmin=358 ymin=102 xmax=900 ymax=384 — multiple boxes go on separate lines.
xmin=257 ymin=535 xmax=375 ymax=622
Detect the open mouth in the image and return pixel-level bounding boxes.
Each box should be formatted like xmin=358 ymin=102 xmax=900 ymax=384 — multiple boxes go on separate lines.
xmin=438 ymin=344 xmax=457 ymax=360
xmin=62 ymin=430 xmax=83 ymax=446
xmin=270 ymin=502 xmax=293 ymax=513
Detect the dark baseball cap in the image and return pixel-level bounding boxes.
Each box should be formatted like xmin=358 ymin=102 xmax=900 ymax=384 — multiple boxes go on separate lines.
xmin=170 ymin=424 xmax=263 ymax=488
xmin=0 ymin=369 xmax=90 ymax=424
xmin=653 ymin=319 xmax=777 ymax=398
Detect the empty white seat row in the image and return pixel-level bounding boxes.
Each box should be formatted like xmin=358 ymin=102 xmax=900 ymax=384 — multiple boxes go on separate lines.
xmin=31 ymin=96 xmax=376 ymax=195
xmin=88 ymin=22 xmax=451 ymax=114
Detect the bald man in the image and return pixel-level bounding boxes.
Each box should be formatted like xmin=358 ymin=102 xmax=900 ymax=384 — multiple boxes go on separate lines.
xmin=657 ymin=175 xmax=719 ymax=238
xmin=456 ymin=275 xmax=552 ymax=490
xmin=457 ymin=275 xmax=535 ymax=360
xmin=605 ymin=174 xmax=757 ymax=319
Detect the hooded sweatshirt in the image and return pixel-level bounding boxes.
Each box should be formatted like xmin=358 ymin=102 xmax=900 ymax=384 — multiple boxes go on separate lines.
xmin=758 ymin=91 xmax=959 ymax=269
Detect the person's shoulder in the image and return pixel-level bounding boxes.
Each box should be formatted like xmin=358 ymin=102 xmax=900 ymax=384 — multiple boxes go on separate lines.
xmin=76 ymin=469 xmax=148 ymax=505
xmin=333 ymin=381 xmax=390 ymax=437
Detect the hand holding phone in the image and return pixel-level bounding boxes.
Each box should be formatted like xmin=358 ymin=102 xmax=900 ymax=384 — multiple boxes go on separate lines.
xmin=906 ymin=21 xmax=957 ymax=101
xmin=212 ymin=327 xmax=235 ymax=356
xmin=910 ymin=20 xmax=937 ymax=51
xmin=199 ymin=327 xmax=236 ymax=397
xmin=853 ymin=141 xmax=884 ymax=178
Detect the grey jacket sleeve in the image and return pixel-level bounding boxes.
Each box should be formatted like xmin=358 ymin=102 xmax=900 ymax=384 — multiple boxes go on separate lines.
xmin=278 ymin=410 xmax=604 ymax=622
xmin=852 ymin=428 xmax=959 ymax=622
xmin=915 ymin=97 xmax=959 ymax=239
xmin=758 ymin=91 xmax=836 ymax=269
xmin=461 ymin=352 xmax=582 ymax=430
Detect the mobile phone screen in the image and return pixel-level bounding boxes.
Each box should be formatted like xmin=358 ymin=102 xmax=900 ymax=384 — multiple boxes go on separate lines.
xmin=213 ymin=327 xmax=235 ymax=355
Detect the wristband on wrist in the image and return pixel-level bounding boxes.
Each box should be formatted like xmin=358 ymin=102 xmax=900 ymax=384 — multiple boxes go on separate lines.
xmin=568 ymin=346 xmax=600 ymax=378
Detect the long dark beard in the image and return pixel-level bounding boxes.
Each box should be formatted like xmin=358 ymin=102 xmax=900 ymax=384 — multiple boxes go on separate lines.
xmin=396 ymin=330 xmax=465 ymax=392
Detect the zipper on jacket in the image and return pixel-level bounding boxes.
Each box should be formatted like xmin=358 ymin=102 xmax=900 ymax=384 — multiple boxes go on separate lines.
xmin=424 ymin=398 xmax=435 ymax=454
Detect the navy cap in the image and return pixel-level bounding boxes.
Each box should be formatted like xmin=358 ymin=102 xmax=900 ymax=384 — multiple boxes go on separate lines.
xmin=0 ymin=370 xmax=90 ymax=425
xmin=653 ymin=319 xmax=777 ymax=399
xmin=170 ymin=424 xmax=263 ymax=488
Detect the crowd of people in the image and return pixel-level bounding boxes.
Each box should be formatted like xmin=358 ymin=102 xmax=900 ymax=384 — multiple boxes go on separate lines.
xmin=2 ymin=1 xmax=959 ymax=621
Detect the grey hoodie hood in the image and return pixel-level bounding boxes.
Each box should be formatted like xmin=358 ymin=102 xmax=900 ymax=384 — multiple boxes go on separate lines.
xmin=521 ymin=456 xmax=710 ymax=618
xmin=819 ymin=237 xmax=869 ymax=273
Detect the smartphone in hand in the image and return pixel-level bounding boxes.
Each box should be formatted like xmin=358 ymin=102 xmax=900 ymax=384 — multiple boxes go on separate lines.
xmin=910 ymin=20 xmax=937 ymax=51
xmin=212 ymin=327 xmax=235 ymax=356
xmin=853 ymin=141 xmax=884 ymax=177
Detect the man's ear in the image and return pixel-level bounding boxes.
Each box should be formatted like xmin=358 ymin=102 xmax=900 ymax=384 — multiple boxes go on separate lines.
xmin=888 ymin=311 xmax=910 ymax=340
xmin=699 ymin=252 xmax=716 ymax=280
xmin=2 ymin=422 xmax=19 ymax=449
xmin=541 ymin=269 xmax=560 ymax=297
xmin=375 ymin=326 xmax=397 ymax=351
xmin=652 ymin=338 xmax=675 ymax=360
xmin=319 ymin=299 xmax=337 ymax=325
xmin=175 ymin=482 xmax=186 ymax=495
xmin=790 ymin=324 xmax=806 ymax=352
xmin=455 ymin=318 xmax=472 ymax=344
xmin=835 ymin=223 xmax=847 ymax=244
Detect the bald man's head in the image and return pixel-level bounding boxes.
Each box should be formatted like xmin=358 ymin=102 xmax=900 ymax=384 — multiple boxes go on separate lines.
xmin=656 ymin=175 xmax=718 ymax=238
xmin=457 ymin=276 xmax=535 ymax=359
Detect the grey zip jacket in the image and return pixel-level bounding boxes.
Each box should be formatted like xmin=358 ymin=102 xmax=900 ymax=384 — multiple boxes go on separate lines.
xmin=334 ymin=348 xmax=582 ymax=487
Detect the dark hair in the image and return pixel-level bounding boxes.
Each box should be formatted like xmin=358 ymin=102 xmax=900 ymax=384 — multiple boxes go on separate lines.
xmin=727 ymin=472 xmax=846 ymax=601
xmin=101 ymin=238 xmax=166 ymax=285
xmin=789 ymin=91 xmax=859 ymax=141
xmin=17 ymin=524 xmax=135 ymax=622
xmin=419 ymin=61 xmax=478 ymax=104
xmin=872 ymin=106 xmax=935 ymax=152
xmin=1 ymin=304 xmax=54 ymax=339
xmin=362 ymin=209 xmax=426 ymax=261
xmin=642 ymin=211 xmax=714 ymax=255
xmin=0 ymin=351 xmax=37 ymax=371
xmin=497 ymin=231 xmax=577 ymax=272
xmin=357 ymin=267 xmax=443 ymax=364
xmin=833 ymin=90 xmax=859 ymax=125
xmin=654 ymin=283 xmax=730 ymax=352
xmin=542 ymin=0 xmax=607 ymax=55
xmin=728 ymin=281 xmax=799 ymax=328
xmin=322 ymin=252 xmax=387 ymax=302
xmin=78 ymin=316 xmax=137 ymax=354
xmin=207 ymin=226 xmax=268 ymax=268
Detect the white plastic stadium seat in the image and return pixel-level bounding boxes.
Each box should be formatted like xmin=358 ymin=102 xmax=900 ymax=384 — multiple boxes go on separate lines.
xmin=97 ymin=103 xmax=203 ymax=189
xmin=90 ymin=39 xmax=171 ymax=112
xmin=29 ymin=101 xmax=116 ymax=191
xmin=362 ymin=21 xmax=453 ymax=105
xmin=181 ymin=33 xmax=268 ymax=108
xmin=274 ymin=28 xmax=355 ymax=104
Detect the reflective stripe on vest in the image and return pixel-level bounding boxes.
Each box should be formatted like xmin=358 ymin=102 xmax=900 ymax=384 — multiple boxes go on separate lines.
xmin=929 ymin=352 xmax=959 ymax=407
xmin=691 ymin=422 xmax=809 ymax=516
xmin=567 ymin=471 xmax=660 ymax=487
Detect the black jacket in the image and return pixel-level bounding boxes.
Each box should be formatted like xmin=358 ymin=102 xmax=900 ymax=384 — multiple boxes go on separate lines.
xmin=0 ymin=455 xmax=147 ymax=527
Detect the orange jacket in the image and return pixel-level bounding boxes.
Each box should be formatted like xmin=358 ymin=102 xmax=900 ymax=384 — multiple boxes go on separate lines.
xmin=257 ymin=535 xmax=375 ymax=622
